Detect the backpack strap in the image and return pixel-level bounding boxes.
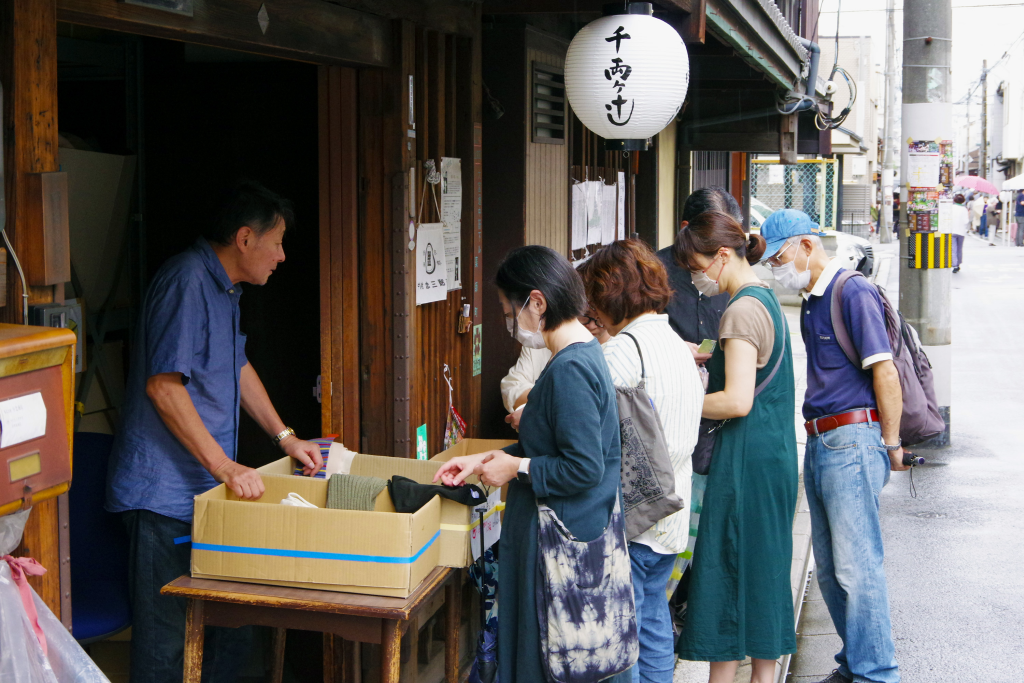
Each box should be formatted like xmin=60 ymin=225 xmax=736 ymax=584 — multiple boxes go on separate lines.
xmin=829 ymin=269 xmax=865 ymax=367
xmin=731 ymin=286 xmax=786 ymax=398
xmin=620 ymin=331 xmax=645 ymax=380
xmin=753 ymin=337 xmax=785 ymax=398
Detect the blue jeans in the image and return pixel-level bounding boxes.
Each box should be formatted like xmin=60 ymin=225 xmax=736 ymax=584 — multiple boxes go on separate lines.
xmin=628 ymin=542 xmax=677 ymax=683
xmin=123 ymin=510 xmax=252 ymax=683
xmin=804 ymin=422 xmax=899 ymax=683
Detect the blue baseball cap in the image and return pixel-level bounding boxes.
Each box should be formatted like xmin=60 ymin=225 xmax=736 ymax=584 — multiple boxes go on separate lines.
xmin=760 ymin=209 xmax=820 ymax=259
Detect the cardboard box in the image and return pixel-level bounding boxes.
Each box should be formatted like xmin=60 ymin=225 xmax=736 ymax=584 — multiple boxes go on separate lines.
xmin=191 ymin=473 xmax=440 ymax=598
xmin=258 ymin=437 xmax=515 ymax=568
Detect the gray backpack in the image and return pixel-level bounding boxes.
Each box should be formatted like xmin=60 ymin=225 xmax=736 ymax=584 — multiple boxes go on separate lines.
xmin=615 ymin=332 xmax=684 ymax=541
xmin=831 ymin=270 xmax=945 ymax=445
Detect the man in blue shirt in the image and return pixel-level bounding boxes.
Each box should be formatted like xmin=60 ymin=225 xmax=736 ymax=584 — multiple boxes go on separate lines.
xmin=108 ymin=181 xmax=323 ymax=683
xmin=761 ymin=210 xmax=908 ymax=683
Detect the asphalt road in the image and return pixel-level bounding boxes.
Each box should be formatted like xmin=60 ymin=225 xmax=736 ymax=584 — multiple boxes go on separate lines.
xmin=792 ymin=235 xmax=1024 ymax=683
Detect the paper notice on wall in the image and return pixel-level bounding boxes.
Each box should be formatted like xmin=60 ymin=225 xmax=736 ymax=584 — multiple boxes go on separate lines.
xmin=617 ymin=172 xmax=626 ymax=240
xmin=571 ymin=183 xmax=587 ymax=250
xmin=0 ymin=392 xmax=47 ymax=448
xmin=601 ymin=182 xmax=617 ymax=245
xmin=768 ymin=164 xmax=785 ymax=184
xmin=415 ymin=223 xmax=448 ymax=305
xmin=907 ymin=153 xmax=941 ymax=188
xmin=937 ymin=200 xmax=953 ymax=234
xmin=440 ymin=158 xmax=462 ymax=291
xmin=586 ymin=180 xmax=603 ymax=245
xmin=469 ymin=488 xmax=503 ymax=561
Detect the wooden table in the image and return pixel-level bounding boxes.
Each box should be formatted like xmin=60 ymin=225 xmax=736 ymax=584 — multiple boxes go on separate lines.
xmin=161 ymin=566 xmax=461 ymax=683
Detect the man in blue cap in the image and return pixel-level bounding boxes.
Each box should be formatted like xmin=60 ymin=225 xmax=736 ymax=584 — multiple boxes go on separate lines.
xmin=760 ymin=209 xmax=908 ymax=683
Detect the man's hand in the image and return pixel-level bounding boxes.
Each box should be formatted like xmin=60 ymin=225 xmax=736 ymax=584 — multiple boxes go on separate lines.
xmin=887 ymin=445 xmax=910 ymax=472
xmin=687 ymin=342 xmax=712 ymax=366
xmin=211 ymin=459 xmax=265 ymax=500
xmin=280 ymin=436 xmax=324 ymax=476
xmin=504 ymin=406 xmax=525 ymax=432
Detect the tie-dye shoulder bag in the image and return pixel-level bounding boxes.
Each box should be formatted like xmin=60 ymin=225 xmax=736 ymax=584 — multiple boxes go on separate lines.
xmin=535 ymin=495 xmax=639 ymax=682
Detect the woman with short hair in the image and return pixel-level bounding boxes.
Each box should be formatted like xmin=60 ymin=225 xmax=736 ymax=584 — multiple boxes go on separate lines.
xmin=672 ymin=212 xmax=798 ymax=683
xmin=435 ymin=245 xmax=631 ymax=682
xmin=583 ymin=240 xmax=704 ymax=683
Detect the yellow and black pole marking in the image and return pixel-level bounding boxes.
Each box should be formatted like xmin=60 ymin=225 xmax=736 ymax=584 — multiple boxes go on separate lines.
xmin=907 ymin=232 xmax=953 ymax=269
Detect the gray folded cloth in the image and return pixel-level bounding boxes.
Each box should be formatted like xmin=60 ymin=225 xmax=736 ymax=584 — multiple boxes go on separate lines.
xmin=326 ymin=473 xmax=389 ymax=511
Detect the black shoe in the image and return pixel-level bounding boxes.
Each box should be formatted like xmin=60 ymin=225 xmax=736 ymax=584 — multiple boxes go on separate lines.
xmin=813 ymin=670 xmax=853 ymax=683
xmin=953 ymin=266 xmax=960 ymax=273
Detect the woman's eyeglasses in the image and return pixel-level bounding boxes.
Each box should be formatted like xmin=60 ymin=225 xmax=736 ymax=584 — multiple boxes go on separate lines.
xmin=579 ymin=315 xmax=603 ymax=328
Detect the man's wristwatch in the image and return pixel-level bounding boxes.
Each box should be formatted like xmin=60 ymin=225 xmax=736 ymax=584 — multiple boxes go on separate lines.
xmin=883 ymin=438 xmax=902 ymax=452
xmin=273 ymin=427 xmax=296 ymax=445
xmin=516 ymin=457 xmax=531 ymax=485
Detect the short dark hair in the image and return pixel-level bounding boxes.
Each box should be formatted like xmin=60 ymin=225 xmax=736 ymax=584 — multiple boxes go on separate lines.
xmin=495 ymin=245 xmax=587 ymax=330
xmin=681 ymin=186 xmax=743 ymax=224
xmin=204 ymin=180 xmax=295 ymax=246
xmin=954 ymin=193 xmax=965 ymax=204
xmin=582 ymin=240 xmax=673 ymax=326
xmin=674 ymin=210 xmax=766 ymax=271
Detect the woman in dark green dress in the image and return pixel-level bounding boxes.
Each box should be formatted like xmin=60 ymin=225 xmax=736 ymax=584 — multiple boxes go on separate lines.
xmin=434 ymin=246 xmax=629 ymax=682
xmin=672 ymin=212 xmax=798 ymax=683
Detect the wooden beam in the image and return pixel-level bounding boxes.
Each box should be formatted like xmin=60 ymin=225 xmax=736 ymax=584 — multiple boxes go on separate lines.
xmin=0 ymin=0 xmax=63 ymax=620
xmin=57 ymin=0 xmax=392 ymax=67
xmin=314 ymin=0 xmax=478 ymax=36
xmin=483 ymin=0 xmax=695 ymax=12
xmin=677 ymin=0 xmax=707 ymax=44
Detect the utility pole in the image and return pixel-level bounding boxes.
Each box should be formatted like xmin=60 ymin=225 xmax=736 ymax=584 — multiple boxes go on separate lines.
xmin=880 ymin=0 xmax=897 ymax=243
xmin=981 ymin=60 xmax=988 ymax=180
xmin=900 ymin=0 xmax=952 ymax=446
xmin=964 ymin=86 xmax=970 ymax=174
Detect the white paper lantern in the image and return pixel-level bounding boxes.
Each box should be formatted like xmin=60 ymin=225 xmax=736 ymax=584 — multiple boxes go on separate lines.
xmin=565 ymin=7 xmax=689 ymax=149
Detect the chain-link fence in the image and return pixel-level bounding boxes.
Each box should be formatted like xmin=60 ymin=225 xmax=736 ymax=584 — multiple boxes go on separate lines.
xmin=750 ymin=159 xmax=838 ymax=230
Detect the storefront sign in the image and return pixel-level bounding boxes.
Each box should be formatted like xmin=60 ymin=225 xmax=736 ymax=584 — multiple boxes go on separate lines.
xmin=415 ymin=223 xmax=447 ymax=305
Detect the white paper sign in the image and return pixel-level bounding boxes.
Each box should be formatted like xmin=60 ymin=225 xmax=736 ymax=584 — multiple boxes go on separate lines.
xmin=768 ymin=164 xmax=785 ymax=184
xmin=415 ymin=223 xmax=448 ymax=305
xmin=601 ymin=182 xmax=617 ymax=245
xmin=586 ymin=180 xmax=603 ymax=245
xmin=617 ymin=172 xmax=627 ymax=240
xmin=469 ymin=488 xmax=502 ymax=561
xmin=937 ymin=200 xmax=953 ymax=234
xmin=907 ymin=153 xmax=941 ymax=188
xmin=0 ymin=393 xmax=47 ymax=448
xmin=440 ymin=158 xmax=463 ymax=291
xmin=571 ymin=183 xmax=587 ymax=250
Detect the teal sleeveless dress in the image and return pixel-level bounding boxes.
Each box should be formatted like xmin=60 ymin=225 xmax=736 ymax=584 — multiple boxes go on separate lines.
xmin=676 ymin=284 xmax=799 ymax=662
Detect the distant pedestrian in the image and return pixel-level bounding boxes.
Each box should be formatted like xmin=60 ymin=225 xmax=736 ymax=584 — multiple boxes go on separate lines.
xmin=950 ymin=194 xmax=970 ymax=273
xmin=673 ymin=211 xmax=798 ymax=683
xmin=969 ymin=193 xmax=984 ymax=234
xmin=761 ymin=211 xmax=909 ymax=683
xmin=985 ymin=196 xmax=999 ymax=238
xmin=1015 ymin=191 xmax=1024 ymax=246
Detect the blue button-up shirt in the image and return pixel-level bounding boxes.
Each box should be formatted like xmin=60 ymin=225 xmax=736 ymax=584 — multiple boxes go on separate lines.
xmin=107 ymin=238 xmax=248 ymax=522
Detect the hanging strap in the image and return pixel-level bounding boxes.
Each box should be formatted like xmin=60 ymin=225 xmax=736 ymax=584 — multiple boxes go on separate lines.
xmin=753 ymin=338 xmax=785 ymax=398
xmin=3 ymin=555 xmax=47 ymax=657
xmin=620 ymin=331 xmax=646 ymax=380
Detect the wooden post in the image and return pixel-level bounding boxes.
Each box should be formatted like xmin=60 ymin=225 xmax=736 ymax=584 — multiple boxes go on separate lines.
xmin=183 ymin=599 xmax=206 ymax=683
xmin=443 ymin=575 xmax=462 ymax=682
xmin=381 ymin=619 xmax=402 ymax=683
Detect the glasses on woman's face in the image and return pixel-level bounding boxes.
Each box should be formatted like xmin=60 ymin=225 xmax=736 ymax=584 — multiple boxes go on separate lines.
xmin=579 ymin=314 xmax=603 ymax=328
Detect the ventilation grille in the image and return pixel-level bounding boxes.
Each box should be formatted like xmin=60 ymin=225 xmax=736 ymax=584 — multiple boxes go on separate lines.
xmin=532 ymin=63 xmax=566 ymax=144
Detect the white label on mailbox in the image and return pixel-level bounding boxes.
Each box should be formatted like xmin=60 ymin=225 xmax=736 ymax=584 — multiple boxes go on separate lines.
xmin=0 ymin=393 xmax=47 ymax=448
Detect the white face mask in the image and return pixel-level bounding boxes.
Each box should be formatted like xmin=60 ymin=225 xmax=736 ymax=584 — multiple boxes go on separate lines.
xmin=692 ymin=258 xmax=726 ymax=297
xmin=506 ymin=302 xmax=546 ymax=349
xmin=773 ymin=248 xmax=811 ymax=291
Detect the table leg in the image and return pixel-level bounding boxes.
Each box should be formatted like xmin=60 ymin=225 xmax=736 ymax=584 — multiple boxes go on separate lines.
xmin=183 ymin=599 xmax=205 ymax=683
xmin=381 ymin=619 xmax=401 ymax=683
xmin=271 ymin=627 xmax=286 ymax=683
xmin=444 ymin=578 xmax=461 ymax=683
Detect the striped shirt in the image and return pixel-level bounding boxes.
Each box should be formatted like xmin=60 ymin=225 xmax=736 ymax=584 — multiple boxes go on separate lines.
xmin=603 ymin=313 xmax=704 ymax=554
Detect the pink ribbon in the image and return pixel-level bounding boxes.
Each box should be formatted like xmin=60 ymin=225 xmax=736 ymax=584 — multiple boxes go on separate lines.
xmin=4 ymin=555 xmax=48 ymax=657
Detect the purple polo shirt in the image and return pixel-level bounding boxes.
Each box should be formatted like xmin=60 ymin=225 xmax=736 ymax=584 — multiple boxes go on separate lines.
xmin=800 ymin=259 xmax=893 ymax=421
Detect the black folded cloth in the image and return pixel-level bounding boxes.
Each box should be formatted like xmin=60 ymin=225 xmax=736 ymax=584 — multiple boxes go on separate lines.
xmin=387 ymin=475 xmax=486 ymax=514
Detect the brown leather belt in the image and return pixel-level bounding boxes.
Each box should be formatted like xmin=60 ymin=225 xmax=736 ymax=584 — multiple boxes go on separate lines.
xmin=804 ymin=409 xmax=880 ymax=437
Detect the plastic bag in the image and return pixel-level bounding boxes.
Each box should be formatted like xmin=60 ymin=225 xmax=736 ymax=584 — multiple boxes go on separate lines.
xmin=0 ymin=512 xmax=110 ymax=683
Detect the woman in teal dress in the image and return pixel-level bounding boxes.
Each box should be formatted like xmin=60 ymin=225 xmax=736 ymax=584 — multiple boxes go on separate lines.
xmin=672 ymin=212 xmax=798 ymax=683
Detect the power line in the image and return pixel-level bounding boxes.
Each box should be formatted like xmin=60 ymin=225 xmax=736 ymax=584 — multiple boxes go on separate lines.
xmin=820 ymin=2 xmax=1024 ymax=11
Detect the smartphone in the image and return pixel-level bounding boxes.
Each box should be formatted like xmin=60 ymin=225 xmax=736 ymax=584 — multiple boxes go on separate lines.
xmin=697 ymin=339 xmax=717 ymax=354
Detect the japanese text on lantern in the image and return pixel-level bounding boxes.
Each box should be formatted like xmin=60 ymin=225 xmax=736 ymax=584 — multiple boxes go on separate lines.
xmin=604 ymin=26 xmax=633 ymax=127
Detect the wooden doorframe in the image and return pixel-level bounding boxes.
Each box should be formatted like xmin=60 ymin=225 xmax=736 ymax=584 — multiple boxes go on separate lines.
xmin=318 ymin=67 xmax=361 ymax=443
